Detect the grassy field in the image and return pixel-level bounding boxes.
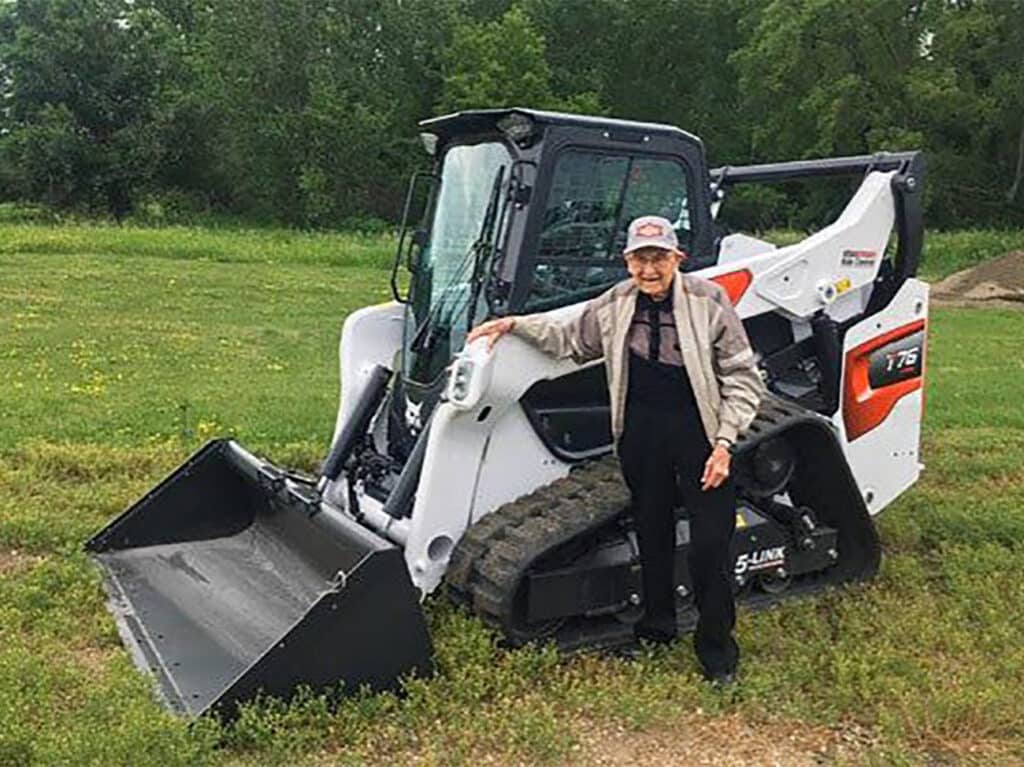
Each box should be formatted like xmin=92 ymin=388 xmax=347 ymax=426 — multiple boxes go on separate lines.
xmin=1 ymin=222 xmax=1023 ymax=766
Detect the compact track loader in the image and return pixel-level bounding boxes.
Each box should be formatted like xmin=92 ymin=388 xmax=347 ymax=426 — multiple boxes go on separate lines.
xmin=88 ymin=109 xmax=929 ymax=716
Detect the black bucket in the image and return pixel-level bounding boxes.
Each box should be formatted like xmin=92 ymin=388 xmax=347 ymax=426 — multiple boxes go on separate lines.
xmin=86 ymin=439 xmax=433 ymax=717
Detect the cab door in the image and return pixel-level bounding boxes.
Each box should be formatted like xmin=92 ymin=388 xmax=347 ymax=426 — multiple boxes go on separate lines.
xmin=510 ymin=124 xmax=712 ymax=313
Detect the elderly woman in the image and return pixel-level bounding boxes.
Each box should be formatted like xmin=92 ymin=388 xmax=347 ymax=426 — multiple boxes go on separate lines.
xmin=468 ymin=215 xmax=764 ymax=685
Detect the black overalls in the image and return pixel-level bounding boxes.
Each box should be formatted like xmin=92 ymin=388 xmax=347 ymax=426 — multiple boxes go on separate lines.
xmin=617 ymin=289 xmax=739 ymax=678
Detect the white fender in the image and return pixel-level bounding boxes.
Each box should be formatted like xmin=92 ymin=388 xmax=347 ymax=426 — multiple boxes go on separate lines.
xmin=332 ymin=301 xmax=405 ymax=447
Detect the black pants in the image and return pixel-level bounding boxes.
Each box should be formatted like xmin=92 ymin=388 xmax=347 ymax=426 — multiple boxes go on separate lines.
xmin=618 ymin=403 xmax=739 ymax=677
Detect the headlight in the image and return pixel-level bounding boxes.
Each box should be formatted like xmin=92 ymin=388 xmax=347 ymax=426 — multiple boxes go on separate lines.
xmin=450 ymin=360 xmax=474 ymax=402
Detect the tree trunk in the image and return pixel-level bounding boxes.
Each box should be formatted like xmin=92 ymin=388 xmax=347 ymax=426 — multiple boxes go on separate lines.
xmin=1008 ymin=119 xmax=1024 ymax=204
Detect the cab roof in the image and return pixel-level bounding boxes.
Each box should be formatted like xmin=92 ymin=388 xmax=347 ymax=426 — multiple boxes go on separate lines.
xmin=419 ymin=107 xmax=703 ymax=147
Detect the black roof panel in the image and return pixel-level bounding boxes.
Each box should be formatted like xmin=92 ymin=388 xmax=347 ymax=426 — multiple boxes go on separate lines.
xmin=419 ymin=107 xmax=702 ymax=147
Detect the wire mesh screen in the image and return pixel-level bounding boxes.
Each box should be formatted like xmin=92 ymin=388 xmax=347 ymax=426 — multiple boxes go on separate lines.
xmin=528 ymin=150 xmax=691 ymax=310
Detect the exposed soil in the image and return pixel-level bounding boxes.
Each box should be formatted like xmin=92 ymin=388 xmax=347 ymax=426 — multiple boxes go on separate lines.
xmin=359 ymin=711 xmax=1024 ymax=766
xmin=567 ymin=713 xmax=871 ymax=767
xmin=919 ymin=740 xmax=1024 ymax=767
xmin=931 ymin=251 xmax=1024 ymax=308
xmin=70 ymin=644 xmax=119 ymax=680
xmin=0 ymin=548 xmax=44 ymax=575
xmin=370 ymin=714 xmax=876 ymax=767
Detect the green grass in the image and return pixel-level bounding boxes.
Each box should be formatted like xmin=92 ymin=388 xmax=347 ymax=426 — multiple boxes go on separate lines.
xmin=0 ymin=219 xmax=396 ymax=268
xmin=1 ymin=223 xmax=1024 ymax=766
xmin=0 ymin=228 xmax=395 ymax=449
xmin=2 ymin=214 xmax=1019 ymax=279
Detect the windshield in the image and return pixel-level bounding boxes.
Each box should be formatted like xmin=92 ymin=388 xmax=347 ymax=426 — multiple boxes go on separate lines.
xmin=404 ymin=141 xmax=513 ymax=384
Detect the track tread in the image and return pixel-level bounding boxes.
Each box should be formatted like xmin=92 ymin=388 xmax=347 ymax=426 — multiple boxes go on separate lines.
xmin=446 ymin=456 xmax=628 ymax=644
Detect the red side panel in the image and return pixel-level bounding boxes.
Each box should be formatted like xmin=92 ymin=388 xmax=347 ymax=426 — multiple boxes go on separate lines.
xmin=710 ymin=269 xmax=753 ymax=305
xmin=843 ymin=319 xmax=927 ymax=441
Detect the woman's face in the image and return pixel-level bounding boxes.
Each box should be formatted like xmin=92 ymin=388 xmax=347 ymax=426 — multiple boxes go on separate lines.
xmin=625 ymin=247 xmax=683 ymax=298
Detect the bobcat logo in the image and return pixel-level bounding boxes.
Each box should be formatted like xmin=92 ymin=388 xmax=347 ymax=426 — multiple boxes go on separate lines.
xmin=405 ymin=397 xmax=423 ymax=432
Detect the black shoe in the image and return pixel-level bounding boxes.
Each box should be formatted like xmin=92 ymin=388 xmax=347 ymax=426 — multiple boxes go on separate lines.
xmin=705 ymin=670 xmax=737 ymax=688
xmin=634 ymin=626 xmax=676 ymax=645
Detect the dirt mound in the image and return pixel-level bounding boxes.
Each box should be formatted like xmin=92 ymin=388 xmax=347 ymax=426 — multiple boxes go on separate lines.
xmin=932 ymin=251 xmax=1024 ymax=306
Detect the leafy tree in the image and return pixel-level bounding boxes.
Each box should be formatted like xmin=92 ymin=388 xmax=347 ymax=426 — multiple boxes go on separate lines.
xmin=438 ymin=5 xmax=600 ymax=114
xmin=729 ymin=0 xmax=1024 ymax=228
xmin=527 ymin=0 xmax=750 ymax=161
xmin=733 ymin=0 xmax=925 ymax=161
xmin=910 ymin=0 xmax=1024 ymax=224
xmin=196 ymin=0 xmax=461 ymax=225
xmin=300 ymin=0 xmax=463 ymax=222
xmin=0 ymin=0 xmax=189 ymax=217
xmin=0 ymin=0 xmax=1021 ymax=229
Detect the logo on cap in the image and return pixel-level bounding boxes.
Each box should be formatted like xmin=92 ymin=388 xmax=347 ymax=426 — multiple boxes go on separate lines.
xmin=636 ymin=222 xmax=664 ymax=238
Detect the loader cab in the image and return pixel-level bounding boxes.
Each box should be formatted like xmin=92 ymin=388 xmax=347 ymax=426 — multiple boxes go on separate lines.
xmin=397 ymin=108 xmax=714 ymax=392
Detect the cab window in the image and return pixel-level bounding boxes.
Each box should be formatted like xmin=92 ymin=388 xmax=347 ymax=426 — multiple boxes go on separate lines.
xmin=526 ymin=149 xmax=693 ymax=311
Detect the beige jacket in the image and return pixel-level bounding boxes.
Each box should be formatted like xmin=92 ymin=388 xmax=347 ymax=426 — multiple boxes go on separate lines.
xmin=511 ymin=275 xmax=764 ymax=447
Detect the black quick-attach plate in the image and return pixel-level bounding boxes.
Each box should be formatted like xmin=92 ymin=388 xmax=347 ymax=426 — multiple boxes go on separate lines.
xmin=86 ymin=439 xmax=433 ymax=717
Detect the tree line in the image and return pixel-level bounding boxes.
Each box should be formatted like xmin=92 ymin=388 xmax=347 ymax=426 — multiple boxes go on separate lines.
xmin=0 ymin=0 xmax=1021 ymax=230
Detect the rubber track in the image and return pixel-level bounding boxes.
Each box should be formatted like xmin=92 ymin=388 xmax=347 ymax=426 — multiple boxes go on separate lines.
xmin=446 ymin=456 xmax=629 ymax=644
xmin=445 ymin=395 xmax=873 ymax=648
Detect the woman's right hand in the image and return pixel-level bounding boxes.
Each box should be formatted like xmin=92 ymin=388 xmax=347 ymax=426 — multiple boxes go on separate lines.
xmin=467 ymin=316 xmax=517 ymax=349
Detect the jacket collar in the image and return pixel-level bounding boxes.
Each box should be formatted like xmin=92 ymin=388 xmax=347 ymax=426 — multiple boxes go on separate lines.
xmin=611 ymin=275 xmax=688 ymax=319
xmin=635 ymin=279 xmax=675 ymax=310
xmin=672 ymin=271 xmax=687 ymax=306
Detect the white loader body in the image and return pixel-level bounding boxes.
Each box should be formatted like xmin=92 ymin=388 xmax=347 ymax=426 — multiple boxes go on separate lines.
xmin=329 ymin=169 xmax=928 ymax=595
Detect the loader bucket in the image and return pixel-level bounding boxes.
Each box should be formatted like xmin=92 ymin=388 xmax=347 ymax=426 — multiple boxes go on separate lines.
xmin=86 ymin=439 xmax=433 ymax=718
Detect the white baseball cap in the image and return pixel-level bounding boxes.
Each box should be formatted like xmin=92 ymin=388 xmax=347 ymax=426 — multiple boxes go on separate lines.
xmin=624 ymin=215 xmax=679 ymax=255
